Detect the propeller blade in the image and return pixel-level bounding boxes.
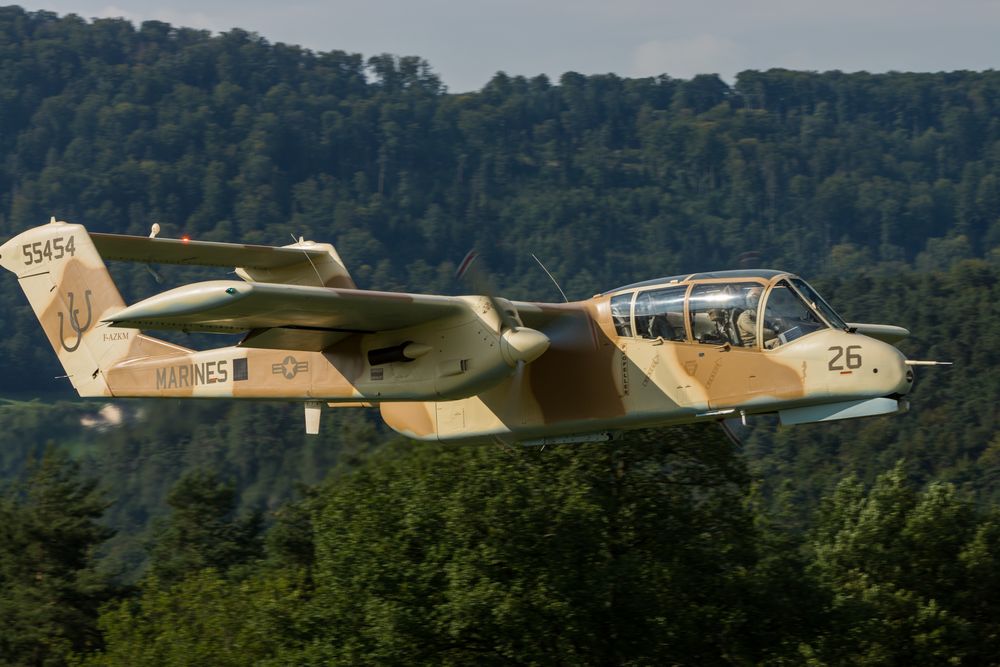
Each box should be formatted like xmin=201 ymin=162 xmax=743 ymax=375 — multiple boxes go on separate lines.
xmin=539 ymin=311 xmax=596 ymax=352
xmin=455 ymin=248 xmax=519 ymax=331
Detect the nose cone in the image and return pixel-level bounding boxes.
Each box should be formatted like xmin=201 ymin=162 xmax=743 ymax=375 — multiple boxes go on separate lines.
xmin=897 ymin=362 xmax=915 ymax=396
xmin=500 ymin=327 xmax=550 ymax=366
xmin=878 ymin=342 xmax=913 ymax=397
xmin=900 ymin=356 xmax=916 ymax=394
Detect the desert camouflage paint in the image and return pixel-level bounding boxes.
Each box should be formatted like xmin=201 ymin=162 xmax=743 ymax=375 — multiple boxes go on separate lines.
xmin=1 ymin=219 xmax=913 ymax=442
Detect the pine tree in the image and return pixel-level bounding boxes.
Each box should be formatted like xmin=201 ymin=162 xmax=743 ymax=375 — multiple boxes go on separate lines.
xmin=147 ymin=469 xmax=262 ymax=584
xmin=0 ymin=449 xmax=116 ymax=665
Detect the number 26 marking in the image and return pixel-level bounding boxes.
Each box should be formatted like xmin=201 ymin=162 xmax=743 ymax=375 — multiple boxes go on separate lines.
xmin=828 ymin=345 xmax=862 ymax=370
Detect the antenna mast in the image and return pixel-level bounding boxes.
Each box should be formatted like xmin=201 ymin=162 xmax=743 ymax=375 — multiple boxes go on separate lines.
xmin=531 ymin=253 xmax=569 ymax=303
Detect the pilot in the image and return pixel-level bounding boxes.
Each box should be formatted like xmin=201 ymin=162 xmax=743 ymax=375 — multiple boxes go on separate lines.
xmin=647 ymin=314 xmax=675 ymax=340
xmin=737 ymin=287 xmax=777 ymax=348
xmin=701 ymin=308 xmax=728 ymax=344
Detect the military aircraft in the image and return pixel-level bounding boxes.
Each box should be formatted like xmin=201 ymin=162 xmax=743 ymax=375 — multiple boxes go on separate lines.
xmin=0 ymin=218 xmax=934 ymax=444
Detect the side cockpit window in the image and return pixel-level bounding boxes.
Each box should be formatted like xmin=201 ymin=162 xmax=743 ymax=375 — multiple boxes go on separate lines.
xmin=635 ymin=286 xmax=687 ymax=341
xmin=689 ymin=283 xmax=758 ymax=347
xmin=610 ymin=292 xmax=633 ymax=337
xmin=762 ymin=280 xmax=826 ymax=347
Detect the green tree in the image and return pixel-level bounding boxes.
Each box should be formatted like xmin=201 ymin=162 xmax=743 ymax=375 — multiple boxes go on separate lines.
xmin=804 ymin=463 xmax=993 ymax=664
xmin=146 ymin=469 xmax=262 ymax=584
xmin=0 ymin=449 xmax=116 ymax=665
xmin=79 ymin=570 xmax=307 ymax=666
xmin=296 ymin=426 xmax=784 ymax=665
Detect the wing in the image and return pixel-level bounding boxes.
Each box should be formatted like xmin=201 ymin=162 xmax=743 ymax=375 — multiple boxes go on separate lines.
xmin=91 ymin=233 xmax=328 ymax=269
xmin=107 ymin=280 xmax=472 ymax=351
xmin=91 ymin=232 xmax=355 ymax=289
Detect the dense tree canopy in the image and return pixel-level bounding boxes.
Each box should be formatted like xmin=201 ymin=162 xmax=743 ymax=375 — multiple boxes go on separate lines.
xmin=66 ymin=432 xmax=1000 ymax=666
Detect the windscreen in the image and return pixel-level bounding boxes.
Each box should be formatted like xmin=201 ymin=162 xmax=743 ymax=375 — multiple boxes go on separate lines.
xmin=762 ymin=281 xmax=827 ymax=347
xmin=790 ymin=278 xmax=848 ymax=330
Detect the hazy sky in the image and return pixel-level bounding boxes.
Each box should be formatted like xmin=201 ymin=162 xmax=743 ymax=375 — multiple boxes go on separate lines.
xmin=19 ymin=0 xmax=1000 ymax=92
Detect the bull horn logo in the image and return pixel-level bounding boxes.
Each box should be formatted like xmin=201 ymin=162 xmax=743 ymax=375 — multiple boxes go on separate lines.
xmin=58 ymin=289 xmax=93 ymax=352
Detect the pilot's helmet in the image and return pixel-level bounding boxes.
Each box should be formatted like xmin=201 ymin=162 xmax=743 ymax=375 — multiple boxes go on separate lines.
xmin=746 ymin=287 xmax=763 ymax=310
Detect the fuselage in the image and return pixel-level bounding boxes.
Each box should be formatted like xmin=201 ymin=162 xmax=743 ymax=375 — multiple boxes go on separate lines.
xmin=99 ymin=269 xmax=912 ymax=443
xmin=381 ymin=270 xmax=913 ymax=442
xmin=99 ymin=269 xmax=913 ymax=443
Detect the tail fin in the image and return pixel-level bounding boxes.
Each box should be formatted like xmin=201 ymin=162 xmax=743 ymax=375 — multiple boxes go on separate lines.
xmin=0 ymin=218 xmax=185 ymax=396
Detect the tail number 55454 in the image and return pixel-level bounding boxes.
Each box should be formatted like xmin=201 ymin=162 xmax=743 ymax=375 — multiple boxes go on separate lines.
xmin=21 ymin=236 xmax=76 ymax=265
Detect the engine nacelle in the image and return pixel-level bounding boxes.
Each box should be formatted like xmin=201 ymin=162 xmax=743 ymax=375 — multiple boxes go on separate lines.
xmin=326 ymin=297 xmax=550 ymax=402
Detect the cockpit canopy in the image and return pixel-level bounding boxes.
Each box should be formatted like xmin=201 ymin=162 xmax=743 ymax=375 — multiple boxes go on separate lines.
xmin=607 ymin=270 xmax=846 ymax=349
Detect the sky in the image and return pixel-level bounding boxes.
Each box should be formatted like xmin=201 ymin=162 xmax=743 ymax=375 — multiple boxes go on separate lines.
xmin=18 ymin=0 xmax=1000 ymax=92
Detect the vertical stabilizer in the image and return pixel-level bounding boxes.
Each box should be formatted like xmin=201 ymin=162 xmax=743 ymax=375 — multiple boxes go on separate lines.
xmin=0 ymin=218 xmax=187 ymax=396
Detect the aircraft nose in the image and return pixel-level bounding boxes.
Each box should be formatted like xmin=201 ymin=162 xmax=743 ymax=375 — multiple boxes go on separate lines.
xmin=884 ymin=346 xmax=913 ymax=396
xmin=896 ymin=360 xmax=915 ymax=395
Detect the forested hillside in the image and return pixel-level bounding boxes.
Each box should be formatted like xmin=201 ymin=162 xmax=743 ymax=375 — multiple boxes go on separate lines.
xmin=1 ymin=6 xmax=999 ymax=664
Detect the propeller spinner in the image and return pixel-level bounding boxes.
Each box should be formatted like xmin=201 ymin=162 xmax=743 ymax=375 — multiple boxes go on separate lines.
xmin=457 ymin=250 xmax=551 ymax=365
